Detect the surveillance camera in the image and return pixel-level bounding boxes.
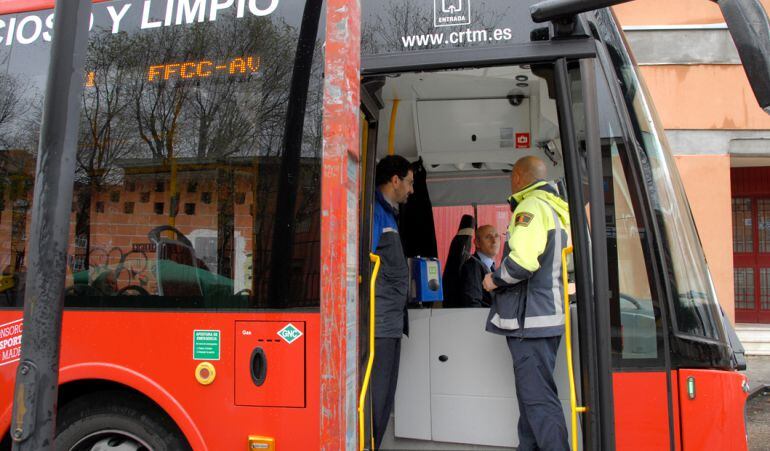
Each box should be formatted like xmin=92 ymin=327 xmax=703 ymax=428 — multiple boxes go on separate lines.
xmin=507 ymin=94 xmax=525 ymax=106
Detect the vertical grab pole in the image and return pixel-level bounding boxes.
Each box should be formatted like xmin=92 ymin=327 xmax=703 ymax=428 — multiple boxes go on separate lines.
xmin=387 ymin=99 xmax=399 ymax=156
xmin=562 ymin=246 xmax=587 ymax=450
xmin=10 ymin=0 xmax=92 ymax=449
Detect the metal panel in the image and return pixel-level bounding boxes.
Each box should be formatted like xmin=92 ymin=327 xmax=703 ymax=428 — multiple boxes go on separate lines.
xmin=319 ymin=0 xmax=361 ymax=448
xmin=362 ymin=40 xmax=596 ymax=75
xmin=10 ymin=0 xmax=91 ymax=448
xmin=678 ymin=370 xmax=750 ymax=451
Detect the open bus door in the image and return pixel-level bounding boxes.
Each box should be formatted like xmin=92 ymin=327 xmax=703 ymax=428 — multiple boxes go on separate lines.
xmin=354 ymin=25 xmax=613 ymax=449
xmin=352 ymin=0 xmax=770 ymax=450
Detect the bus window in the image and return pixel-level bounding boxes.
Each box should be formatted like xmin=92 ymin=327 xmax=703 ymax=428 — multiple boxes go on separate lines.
xmin=0 ymin=29 xmax=28 ymax=309
xmin=0 ymin=0 xmax=325 ymax=311
xmin=595 ymin=9 xmax=726 ymax=342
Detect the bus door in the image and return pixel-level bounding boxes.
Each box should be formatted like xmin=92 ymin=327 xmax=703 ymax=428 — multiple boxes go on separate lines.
xmin=355 ymin=37 xmax=622 ymax=447
xmin=358 ymin=76 xmax=385 ymax=449
xmin=586 ymin=8 xmax=752 ymax=450
xmin=571 ymin=52 xmax=678 ymax=450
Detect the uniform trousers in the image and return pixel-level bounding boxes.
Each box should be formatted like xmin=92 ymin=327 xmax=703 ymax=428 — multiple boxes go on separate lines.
xmin=372 ymin=337 xmax=401 ymax=449
xmin=507 ymin=336 xmax=569 ymax=451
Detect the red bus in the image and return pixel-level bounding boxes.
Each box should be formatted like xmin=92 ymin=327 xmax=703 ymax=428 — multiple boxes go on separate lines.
xmin=0 ymin=0 xmax=768 ymax=449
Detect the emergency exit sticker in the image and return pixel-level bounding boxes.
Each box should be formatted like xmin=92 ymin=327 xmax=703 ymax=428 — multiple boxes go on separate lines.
xmin=193 ymin=330 xmax=220 ymax=360
xmin=0 ymin=319 xmax=22 ymax=367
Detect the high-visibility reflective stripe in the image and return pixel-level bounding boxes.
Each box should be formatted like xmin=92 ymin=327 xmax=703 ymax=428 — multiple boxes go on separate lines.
xmin=524 ymin=313 xmax=565 ymax=328
xmin=490 ymin=313 xmax=519 ymax=330
xmin=549 ymin=207 xmax=564 ymax=316
xmin=500 ymin=260 xmax=521 ymax=284
xmin=382 ymin=227 xmax=397 ymax=233
xmin=492 ymin=312 xmax=565 ymax=330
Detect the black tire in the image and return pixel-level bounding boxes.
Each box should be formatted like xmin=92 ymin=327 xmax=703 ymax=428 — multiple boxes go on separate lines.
xmin=55 ymin=391 xmax=190 ymax=451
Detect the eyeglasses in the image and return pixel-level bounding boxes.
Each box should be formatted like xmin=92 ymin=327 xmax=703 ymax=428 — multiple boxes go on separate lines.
xmin=399 ymin=176 xmax=414 ymax=187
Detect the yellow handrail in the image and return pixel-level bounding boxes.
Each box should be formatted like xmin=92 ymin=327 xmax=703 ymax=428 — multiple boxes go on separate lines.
xmin=387 ymin=99 xmax=399 ymax=156
xmin=360 ymin=115 xmax=369 ymax=213
xmin=562 ymin=246 xmax=586 ymax=450
xmin=358 ymin=253 xmax=380 ymax=451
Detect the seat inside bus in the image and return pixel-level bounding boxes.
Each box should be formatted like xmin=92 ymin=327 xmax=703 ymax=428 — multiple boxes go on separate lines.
xmin=370 ymin=65 xmax=583 ymax=449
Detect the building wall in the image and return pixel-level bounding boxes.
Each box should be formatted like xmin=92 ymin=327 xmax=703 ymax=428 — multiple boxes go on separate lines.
xmin=674 ymin=155 xmax=735 ymax=321
xmin=614 ymin=0 xmax=770 ymax=26
xmin=614 ymin=2 xmax=770 ymax=323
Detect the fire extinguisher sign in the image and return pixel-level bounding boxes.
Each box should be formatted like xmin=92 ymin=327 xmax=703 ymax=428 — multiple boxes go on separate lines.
xmin=515 ymin=133 xmax=530 ymax=149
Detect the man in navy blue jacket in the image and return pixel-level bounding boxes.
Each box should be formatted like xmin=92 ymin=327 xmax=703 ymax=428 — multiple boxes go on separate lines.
xmin=371 ymin=155 xmax=413 ymax=448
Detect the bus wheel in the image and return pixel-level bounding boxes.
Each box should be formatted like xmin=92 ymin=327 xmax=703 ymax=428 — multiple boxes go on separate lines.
xmin=55 ymin=391 xmax=189 ymax=451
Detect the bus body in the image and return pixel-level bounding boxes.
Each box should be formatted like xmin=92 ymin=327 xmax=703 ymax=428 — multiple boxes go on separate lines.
xmin=0 ymin=0 xmax=764 ymax=449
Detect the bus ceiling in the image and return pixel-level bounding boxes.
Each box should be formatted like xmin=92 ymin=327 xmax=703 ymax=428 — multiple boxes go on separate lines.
xmin=531 ymin=0 xmax=770 ymax=113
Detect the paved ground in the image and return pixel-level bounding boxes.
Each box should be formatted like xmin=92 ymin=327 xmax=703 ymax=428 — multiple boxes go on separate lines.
xmin=745 ymin=356 xmax=770 ymax=451
xmin=748 ymin=389 xmax=770 ymax=451
xmin=745 ymin=356 xmax=770 ymax=393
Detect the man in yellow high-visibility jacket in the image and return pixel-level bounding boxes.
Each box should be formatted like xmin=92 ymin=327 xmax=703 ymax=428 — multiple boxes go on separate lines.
xmin=483 ymin=156 xmax=570 ymax=451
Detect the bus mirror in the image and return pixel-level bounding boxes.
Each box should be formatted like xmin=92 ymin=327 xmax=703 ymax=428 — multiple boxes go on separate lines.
xmin=715 ymin=0 xmax=770 ymax=114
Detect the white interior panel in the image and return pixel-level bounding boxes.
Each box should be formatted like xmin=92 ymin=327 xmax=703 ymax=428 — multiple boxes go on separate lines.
xmin=416 ymin=99 xmax=532 ymax=168
xmin=429 ymin=309 xmax=516 ymax=397
xmin=430 ymin=395 xmax=518 ymax=448
xmin=394 ymin=308 xmax=579 ymax=448
xmin=394 ymin=309 xmax=432 ymax=441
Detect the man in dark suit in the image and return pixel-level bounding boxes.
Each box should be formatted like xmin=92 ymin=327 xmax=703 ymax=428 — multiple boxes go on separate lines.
xmin=458 ymin=224 xmax=500 ymax=307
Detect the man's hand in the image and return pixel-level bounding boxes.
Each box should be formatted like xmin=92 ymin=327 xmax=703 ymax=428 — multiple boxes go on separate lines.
xmin=483 ymin=273 xmax=498 ymax=292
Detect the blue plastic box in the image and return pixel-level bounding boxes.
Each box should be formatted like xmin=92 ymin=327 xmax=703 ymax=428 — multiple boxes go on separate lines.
xmin=409 ymin=257 xmax=443 ymax=303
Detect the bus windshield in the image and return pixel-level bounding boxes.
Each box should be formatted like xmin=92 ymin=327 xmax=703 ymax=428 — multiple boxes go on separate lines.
xmin=594 ymin=9 xmax=726 ymax=341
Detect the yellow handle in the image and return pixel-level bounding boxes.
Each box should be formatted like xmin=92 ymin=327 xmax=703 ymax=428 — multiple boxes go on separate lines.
xmin=562 ymin=246 xmax=586 ymax=450
xmin=387 ymin=99 xmax=400 ymax=156
xmin=359 ymin=253 xmax=380 ymax=451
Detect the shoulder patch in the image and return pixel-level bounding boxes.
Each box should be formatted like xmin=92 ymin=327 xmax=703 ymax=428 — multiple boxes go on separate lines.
xmin=514 ymin=212 xmax=534 ymax=227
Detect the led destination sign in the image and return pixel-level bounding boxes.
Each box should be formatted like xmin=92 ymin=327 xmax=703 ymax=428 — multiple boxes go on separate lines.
xmin=147 ymin=56 xmax=261 ymax=82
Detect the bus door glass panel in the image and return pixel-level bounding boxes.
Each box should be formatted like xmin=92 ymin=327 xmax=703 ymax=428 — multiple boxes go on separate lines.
xmin=568 ymin=59 xmax=669 ymax=448
xmin=594 ymin=9 xmax=726 ymax=344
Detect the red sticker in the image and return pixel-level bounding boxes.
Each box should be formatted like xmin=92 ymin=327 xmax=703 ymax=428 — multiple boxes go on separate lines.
xmin=0 ymin=319 xmax=22 ymax=367
xmin=516 ymin=133 xmax=530 ymax=149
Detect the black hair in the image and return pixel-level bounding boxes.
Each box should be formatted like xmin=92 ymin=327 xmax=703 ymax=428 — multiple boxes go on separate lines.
xmin=375 ymin=155 xmax=411 ymax=187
